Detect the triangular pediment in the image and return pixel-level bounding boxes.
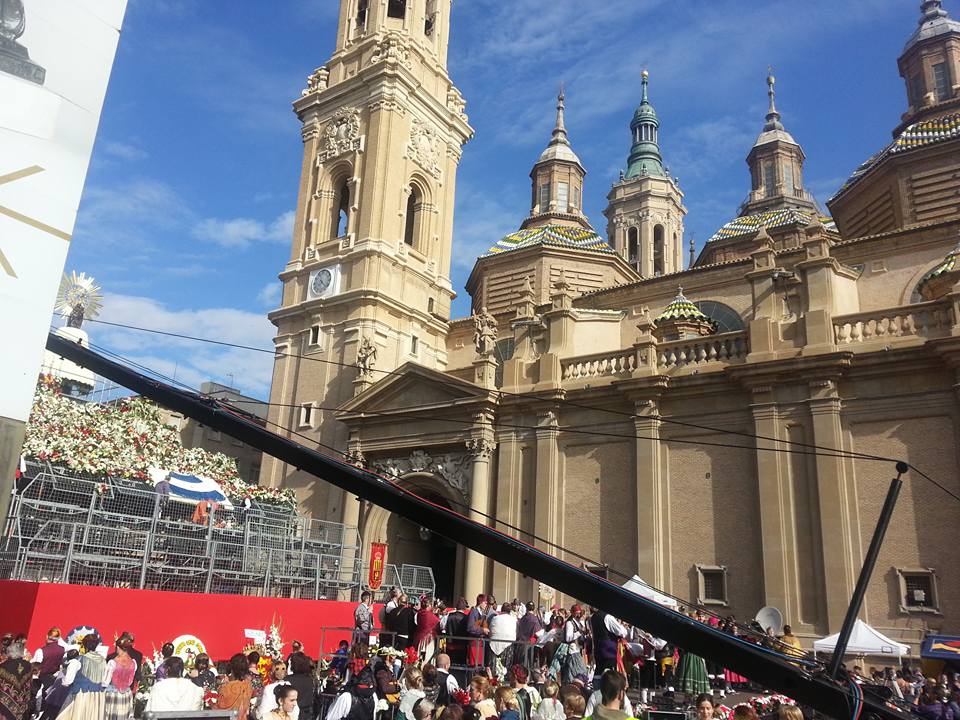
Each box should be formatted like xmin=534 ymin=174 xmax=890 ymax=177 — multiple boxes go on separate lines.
xmin=338 ymin=363 xmax=489 ymax=416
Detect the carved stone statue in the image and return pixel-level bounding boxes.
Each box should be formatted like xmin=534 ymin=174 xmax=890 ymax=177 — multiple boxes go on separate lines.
xmin=357 ymin=336 xmax=377 ymax=377
xmin=472 ymin=306 xmax=498 ymax=357
xmin=302 ymin=66 xmax=329 ymax=96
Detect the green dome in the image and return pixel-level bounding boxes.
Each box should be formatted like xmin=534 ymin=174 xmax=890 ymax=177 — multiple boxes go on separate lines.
xmin=655 ymin=288 xmax=716 ymax=329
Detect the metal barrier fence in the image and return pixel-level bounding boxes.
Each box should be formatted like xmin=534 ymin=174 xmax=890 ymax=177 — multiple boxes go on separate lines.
xmin=1 ymin=462 xmax=435 ymax=601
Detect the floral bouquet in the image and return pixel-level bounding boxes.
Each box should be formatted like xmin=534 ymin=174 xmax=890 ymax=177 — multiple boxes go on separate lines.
xmin=404 ymin=646 xmax=419 ymax=666
xmin=451 ymin=689 xmax=471 ymax=706
xmin=265 ymin=617 xmax=285 ymax=661
xmin=203 ymin=688 xmax=219 ymax=709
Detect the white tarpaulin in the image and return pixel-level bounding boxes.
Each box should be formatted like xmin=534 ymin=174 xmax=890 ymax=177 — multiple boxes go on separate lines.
xmin=0 ymin=0 xmax=127 ymax=423
xmin=813 ymin=620 xmax=910 ymax=657
xmin=622 ymin=575 xmax=680 ymax=609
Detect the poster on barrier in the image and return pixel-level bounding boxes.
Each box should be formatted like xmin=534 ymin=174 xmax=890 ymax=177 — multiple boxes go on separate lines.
xmin=0 ymin=0 xmax=128 ymax=423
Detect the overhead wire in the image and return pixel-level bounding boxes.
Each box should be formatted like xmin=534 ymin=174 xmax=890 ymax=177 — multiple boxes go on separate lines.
xmin=77 ymin=337 xmax=831 ymax=662
xmin=81 ymin=316 xmax=918 ymax=469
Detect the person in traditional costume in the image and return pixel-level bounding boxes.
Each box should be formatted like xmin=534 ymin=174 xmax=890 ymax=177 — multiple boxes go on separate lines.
xmin=325 ymin=666 xmax=378 ymax=720
xmin=548 ymin=605 xmax=588 ymax=684
xmin=215 ymin=654 xmax=254 ymax=720
xmin=413 ymin=597 xmax=441 ymax=663
xmin=103 ymin=644 xmax=138 ymax=720
xmin=674 ymin=613 xmax=710 ymax=696
xmin=719 ymin=618 xmax=747 ymax=690
xmin=57 ymin=635 xmax=108 ymax=720
xmin=588 ymin=609 xmax=627 ymax=678
xmin=40 ymin=650 xmax=79 ymax=720
xmin=465 ymin=595 xmax=489 ymax=671
xmin=0 ymin=641 xmax=32 ymax=720
xmin=32 ymin=628 xmax=66 ymax=703
xmin=488 ymin=604 xmax=518 ymax=679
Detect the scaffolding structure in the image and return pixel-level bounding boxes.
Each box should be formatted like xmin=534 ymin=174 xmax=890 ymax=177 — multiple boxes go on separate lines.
xmin=1 ymin=462 xmax=435 ymax=601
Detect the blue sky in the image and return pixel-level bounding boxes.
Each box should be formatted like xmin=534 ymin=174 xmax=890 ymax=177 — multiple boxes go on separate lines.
xmin=68 ymin=0 xmax=930 ymax=398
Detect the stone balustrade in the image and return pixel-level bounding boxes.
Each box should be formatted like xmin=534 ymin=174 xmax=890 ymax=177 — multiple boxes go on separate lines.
xmin=561 ymin=348 xmax=639 ymax=380
xmin=657 ymin=331 xmax=749 ymax=370
xmin=833 ymin=300 xmax=954 ymax=345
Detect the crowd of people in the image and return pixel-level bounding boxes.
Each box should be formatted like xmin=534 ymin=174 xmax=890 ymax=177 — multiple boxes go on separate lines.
xmin=356 ymin=590 xmax=802 ymax=699
xmin=1 ymin=591 xmax=957 ymax=720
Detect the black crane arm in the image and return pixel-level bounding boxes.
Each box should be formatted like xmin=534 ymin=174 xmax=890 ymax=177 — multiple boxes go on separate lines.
xmin=44 ymin=332 xmax=907 ymax=720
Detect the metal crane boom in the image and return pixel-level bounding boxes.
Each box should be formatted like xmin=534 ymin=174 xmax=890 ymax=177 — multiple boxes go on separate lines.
xmin=45 ymin=332 xmax=906 ymax=720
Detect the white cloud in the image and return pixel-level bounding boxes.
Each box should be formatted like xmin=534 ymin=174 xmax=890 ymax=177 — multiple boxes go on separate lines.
xmin=193 ymin=210 xmax=294 ymax=248
xmin=257 ymin=282 xmax=282 ymax=308
xmin=93 ymin=293 xmax=277 ymax=398
xmin=74 ymin=179 xmax=191 ymax=251
xmin=99 ymin=140 xmax=148 ymax=162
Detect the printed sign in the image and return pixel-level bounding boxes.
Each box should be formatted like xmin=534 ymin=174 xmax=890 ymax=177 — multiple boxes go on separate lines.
xmin=0 ymin=0 xmax=128 ymax=422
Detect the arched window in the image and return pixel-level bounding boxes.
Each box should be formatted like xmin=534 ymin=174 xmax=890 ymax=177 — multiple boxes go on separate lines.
xmin=653 ymin=224 xmax=665 ymax=276
xmin=424 ymin=0 xmax=437 ymax=34
xmin=333 ymin=180 xmax=350 ymax=240
xmin=627 ymin=227 xmax=639 ymax=264
xmin=694 ymin=301 xmax=745 ymax=333
xmin=403 ymin=183 xmax=423 ymax=248
xmin=387 ymin=0 xmax=406 ymax=19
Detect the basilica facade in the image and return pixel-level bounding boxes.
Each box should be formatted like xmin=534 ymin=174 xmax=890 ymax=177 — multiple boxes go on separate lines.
xmin=261 ymin=0 xmax=960 ymax=649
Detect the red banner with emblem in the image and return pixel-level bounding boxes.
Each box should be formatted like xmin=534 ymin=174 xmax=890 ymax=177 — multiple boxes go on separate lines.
xmin=369 ymin=543 xmax=388 ymax=590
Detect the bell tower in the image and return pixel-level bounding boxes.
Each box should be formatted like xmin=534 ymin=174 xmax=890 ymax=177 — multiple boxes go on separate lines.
xmin=604 ymin=71 xmax=686 ymax=277
xmin=261 ymin=0 xmax=473 ymax=521
xmin=740 ymin=71 xmax=816 ymax=216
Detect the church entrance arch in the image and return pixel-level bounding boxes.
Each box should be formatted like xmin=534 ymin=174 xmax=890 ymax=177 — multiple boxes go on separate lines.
xmin=362 ymin=472 xmax=464 ymax=604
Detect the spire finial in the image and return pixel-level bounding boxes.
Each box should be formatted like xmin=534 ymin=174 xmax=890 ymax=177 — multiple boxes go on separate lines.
xmin=549 ymin=84 xmax=570 ymax=147
xmin=688 ymin=234 xmax=696 ymax=269
xmin=767 ymin=66 xmax=778 ymax=116
xmin=762 ymin=66 xmax=784 ymax=132
xmin=641 ymin=69 xmax=650 ymax=103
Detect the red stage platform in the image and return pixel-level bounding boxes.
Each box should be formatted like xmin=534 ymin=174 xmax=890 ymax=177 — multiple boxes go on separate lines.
xmin=1 ymin=580 xmax=370 ymax=660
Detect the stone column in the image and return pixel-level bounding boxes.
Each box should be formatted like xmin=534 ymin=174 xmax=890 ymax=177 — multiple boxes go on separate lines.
xmin=463 ymin=435 xmax=496 ymax=598
xmin=746 ymin=229 xmax=780 ymax=362
xmin=749 ymin=385 xmax=792 ymax=613
xmin=492 ymin=428 xmax=523 ymax=600
xmin=340 ymin=439 xmax=364 ymax=600
xmin=808 ymin=378 xmax=856 ymax=631
xmin=533 ymin=409 xmax=561 ymax=561
xmin=634 ymin=397 xmax=667 ymax=586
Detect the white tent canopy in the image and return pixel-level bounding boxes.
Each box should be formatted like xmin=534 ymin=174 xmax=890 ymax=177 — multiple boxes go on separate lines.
xmin=622 ymin=575 xmax=680 ymax=609
xmin=813 ymin=620 xmax=910 ymax=657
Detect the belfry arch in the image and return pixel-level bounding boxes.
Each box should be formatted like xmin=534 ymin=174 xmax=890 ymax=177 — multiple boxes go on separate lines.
xmin=361 ymin=471 xmax=465 ymax=603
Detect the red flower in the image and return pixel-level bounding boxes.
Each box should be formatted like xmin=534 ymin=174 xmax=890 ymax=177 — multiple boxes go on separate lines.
xmin=452 ymin=689 xmax=471 ymax=706
xmin=404 ymin=647 xmax=419 ymax=665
